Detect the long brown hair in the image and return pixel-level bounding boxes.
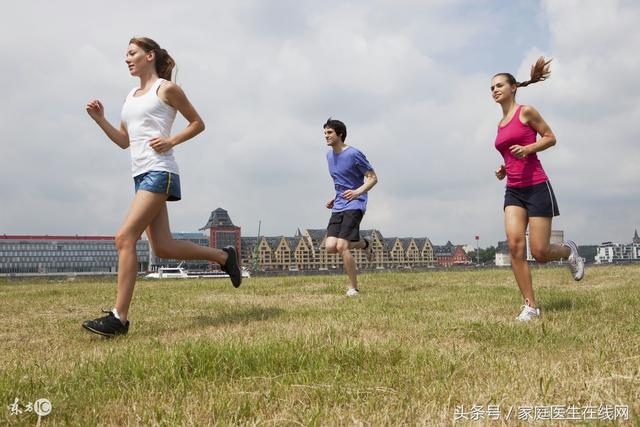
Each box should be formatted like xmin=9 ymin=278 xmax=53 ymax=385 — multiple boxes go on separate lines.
xmin=494 ymin=57 xmax=552 ymax=92
xmin=129 ymin=37 xmax=176 ymax=81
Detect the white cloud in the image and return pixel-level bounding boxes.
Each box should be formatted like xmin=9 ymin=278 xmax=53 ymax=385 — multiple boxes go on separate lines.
xmin=0 ymin=1 xmax=637 ymax=247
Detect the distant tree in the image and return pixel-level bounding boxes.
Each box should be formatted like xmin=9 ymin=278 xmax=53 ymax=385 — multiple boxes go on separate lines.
xmin=479 ymin=246 xmax=496 ymax=264
xmin=465 ymin=246 xmax=496 ymax=265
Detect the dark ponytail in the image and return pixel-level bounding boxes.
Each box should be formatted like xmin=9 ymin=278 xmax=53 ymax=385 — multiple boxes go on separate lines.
xmin=517 ymin=57 xmax=552 ymax=87
xmin=494 ymin=56 xmax=552 ymax=93
xmin=153 ymin=48 xmax=175 ymax=81
xmin=129 ymin=37 xmax=176 ymax=81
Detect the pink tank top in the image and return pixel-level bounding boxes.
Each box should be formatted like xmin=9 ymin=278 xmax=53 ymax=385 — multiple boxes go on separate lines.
xmin=495 ymin=105 xmax=548 ymax=188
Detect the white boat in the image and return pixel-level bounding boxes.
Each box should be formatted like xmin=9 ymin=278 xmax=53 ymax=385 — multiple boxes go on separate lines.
xmin=145 ymin=265 xmax=251 ymax=279
xmin=145 ymin=266 xmax=193 ymax=279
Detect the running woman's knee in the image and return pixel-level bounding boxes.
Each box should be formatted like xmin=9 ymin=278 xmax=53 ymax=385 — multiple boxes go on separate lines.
xmin=507 ymin=238 xmax=526 ymax=257
xmin=115 ymin=231 xmax=138 ymax=252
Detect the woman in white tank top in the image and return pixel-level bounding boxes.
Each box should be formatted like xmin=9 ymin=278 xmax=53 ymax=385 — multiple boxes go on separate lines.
xmin=83 ymin=37 xmax=242 ymax=337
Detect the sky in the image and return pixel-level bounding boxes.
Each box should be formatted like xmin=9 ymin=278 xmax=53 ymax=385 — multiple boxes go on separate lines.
xmin=1 ymin=0 xmax=638 ymax=247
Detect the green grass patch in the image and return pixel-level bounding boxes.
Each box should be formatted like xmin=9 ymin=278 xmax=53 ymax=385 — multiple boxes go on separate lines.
xmin=1 ymin=265 xmax=638 ymax=425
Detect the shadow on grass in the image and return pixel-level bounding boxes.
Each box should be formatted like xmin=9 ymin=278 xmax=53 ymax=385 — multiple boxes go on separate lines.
xmin=543 ymin=297 xmax=582 ymax=312
xmin=194 ymin=306 xmax=284 ymax=327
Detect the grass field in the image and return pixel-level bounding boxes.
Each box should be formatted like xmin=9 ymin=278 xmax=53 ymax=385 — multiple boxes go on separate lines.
xmin=1 ymin=265 xmax=639 ymax=426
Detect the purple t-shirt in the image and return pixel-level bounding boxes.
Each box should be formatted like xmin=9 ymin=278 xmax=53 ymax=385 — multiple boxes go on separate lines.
xmin=326 ymin=146 xmax=374 ymax=212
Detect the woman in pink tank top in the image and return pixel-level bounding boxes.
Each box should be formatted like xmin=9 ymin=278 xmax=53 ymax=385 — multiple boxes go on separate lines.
xmin=492 ymin=57 xmax=584 ymax=322
xmin=82 ymin=38 xmax=242 ymax=337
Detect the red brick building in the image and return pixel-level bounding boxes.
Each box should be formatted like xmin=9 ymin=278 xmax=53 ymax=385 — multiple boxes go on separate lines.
xmin=433 ymin=241 xmax=472 ymax=267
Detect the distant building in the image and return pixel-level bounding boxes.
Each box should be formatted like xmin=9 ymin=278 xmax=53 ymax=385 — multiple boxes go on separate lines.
xmin=5 ymin=207 xmax=521 ymax=274
xmin=433 ymin=241 xmax=472 ymax=267
xmin=0 ymin=235 xmax=148 ymax=274
xmin=200 ymin=208 xmax=241 ymax=252
xmin=240 ymin=229 xmax=437 ymax=272
xmin=595 ymin=230 xmax=640 ymax=263
xmin=495 ymin=240 xmax=511 ymax=267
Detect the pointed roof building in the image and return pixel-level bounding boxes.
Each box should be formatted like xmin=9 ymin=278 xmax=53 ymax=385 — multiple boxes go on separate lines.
xmin=200 ymin=208 xmax=236 ymax=230
xmin=304 ymin=229 xmax=327 ymax=250
xmin=199 ymin=207 xmax=241 ymax=252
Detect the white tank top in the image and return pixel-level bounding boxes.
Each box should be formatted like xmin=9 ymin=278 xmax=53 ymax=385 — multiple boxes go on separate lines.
xmin=121 ymin=78 xmax=179 ymax=176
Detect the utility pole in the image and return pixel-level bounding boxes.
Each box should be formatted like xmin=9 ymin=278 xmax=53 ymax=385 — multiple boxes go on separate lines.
xmin=475 ymin=235 xmax=480 ymax=266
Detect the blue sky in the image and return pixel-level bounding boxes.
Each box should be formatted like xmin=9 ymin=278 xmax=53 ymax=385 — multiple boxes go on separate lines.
xmin=0 ymin=0 xmax=638 ymax=247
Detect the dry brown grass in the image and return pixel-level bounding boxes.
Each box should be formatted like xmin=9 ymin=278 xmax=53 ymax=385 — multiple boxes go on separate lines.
xmin=1 ymin=265 xmax=638 ymax=425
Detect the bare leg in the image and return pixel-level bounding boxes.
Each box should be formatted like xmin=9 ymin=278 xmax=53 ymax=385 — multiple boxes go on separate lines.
xmin=115 ymin=195 xmax=235 ymax=322
xmin=326 ymin=237 xmax=366 ymax=290
xmin=114 ymin=191 xmax=167 ymax=322
xmin=528 ymin=217 xmax=571 ymax=263
xmin=146 ymin=204 xmax=228 ymax=264
xmin=337 ymin=238 xmax=359 ymax=289
xmin=504 ymin=206 xmax=536 ymax=308
xmin=325 ymin=237 xmax=365 ymax=252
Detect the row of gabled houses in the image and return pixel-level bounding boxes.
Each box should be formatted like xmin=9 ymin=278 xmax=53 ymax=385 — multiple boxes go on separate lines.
xmin=239 ymin=229 xmax=472 ymax=271
xmin=146 ymin=208 xmax=472 ymax=272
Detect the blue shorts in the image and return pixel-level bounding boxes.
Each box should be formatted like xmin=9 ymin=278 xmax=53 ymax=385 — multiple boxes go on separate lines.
xmin=504 ymin=181 xmax=559 ymax=217
xmin=133 ymin=171 xmax=181 ymax=201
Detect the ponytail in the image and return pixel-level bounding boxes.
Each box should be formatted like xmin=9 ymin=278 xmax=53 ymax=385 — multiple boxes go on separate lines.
xmin=154 ymin=48 xmax=175 ymax=81
xmin=517 ymin=57 xmax=552 ymax=88
xmin=493 ymin=56 xmax=552 ymax=97
xmin=129 ymin=37 xmax=176 ymax=81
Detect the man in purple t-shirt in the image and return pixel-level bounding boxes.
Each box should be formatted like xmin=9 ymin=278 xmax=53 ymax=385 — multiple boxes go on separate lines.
xmin=323 ymin=118 xmax=378 ymax=296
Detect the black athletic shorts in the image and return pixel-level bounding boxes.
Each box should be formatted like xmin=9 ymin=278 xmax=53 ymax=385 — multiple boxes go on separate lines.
xmin=504 ymin=180 xmax=559 ymax=217
xmin=326 ymin=209 xmax=364 ymax=242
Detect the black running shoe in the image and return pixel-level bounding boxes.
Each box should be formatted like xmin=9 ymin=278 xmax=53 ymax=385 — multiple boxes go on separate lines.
xmin=221 ymin=246 xmax=242 ymax=288
xmin=82 ymin=310 xmax=129 ymax=337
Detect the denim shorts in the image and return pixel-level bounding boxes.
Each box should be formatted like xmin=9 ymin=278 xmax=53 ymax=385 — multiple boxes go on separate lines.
xmin=133 ymin=170 xmax=181 ymax=201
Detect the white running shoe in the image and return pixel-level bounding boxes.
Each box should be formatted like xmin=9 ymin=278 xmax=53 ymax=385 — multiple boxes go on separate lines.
xmin=364 ymin=237 xmax=375 ymax=263
xmin=564 ymin=240 xmax=585 ymax=281
xmin=346 ymin=288 xmax=360 ymax=297
xmin=515 ymin=304 xmax=541 ymax=321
